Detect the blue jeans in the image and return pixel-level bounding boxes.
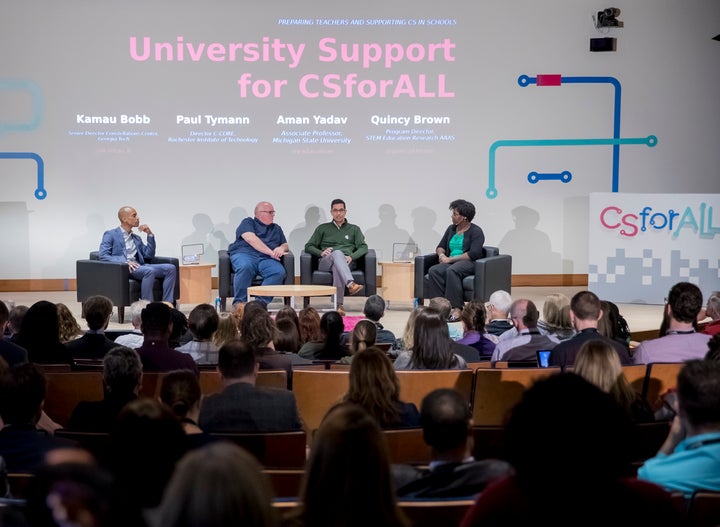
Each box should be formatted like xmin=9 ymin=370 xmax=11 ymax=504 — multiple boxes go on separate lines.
xmin=230 ymin=251 xmax=286 ymax=305
xmin=130 ymin=263 xmax=177 ymax=303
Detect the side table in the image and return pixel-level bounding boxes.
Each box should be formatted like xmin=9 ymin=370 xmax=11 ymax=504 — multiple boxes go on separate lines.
xmin=379 ymin=261 xmax=414 ymax=307
xmin=178 ymin=263 xmax=216 ymax=305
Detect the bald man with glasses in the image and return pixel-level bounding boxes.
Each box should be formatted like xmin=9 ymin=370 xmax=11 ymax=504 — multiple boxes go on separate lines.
xmin=228 ymin=201 xmax=289 ymax=306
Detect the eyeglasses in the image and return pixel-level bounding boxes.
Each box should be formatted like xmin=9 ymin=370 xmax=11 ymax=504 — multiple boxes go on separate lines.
xmin=331 ymin=208 xmax=346 ymax=213
xmin=258 ymin=210 xmax=276 ymax=215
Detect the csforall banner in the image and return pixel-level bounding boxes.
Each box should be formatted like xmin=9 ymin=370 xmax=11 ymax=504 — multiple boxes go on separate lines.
xmin=588 ymin=193 xmax=720 ymax=304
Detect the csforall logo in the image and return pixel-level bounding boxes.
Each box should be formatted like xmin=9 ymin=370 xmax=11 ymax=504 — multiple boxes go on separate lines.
xmin=600 ymin=203 xmax=720 ymax=238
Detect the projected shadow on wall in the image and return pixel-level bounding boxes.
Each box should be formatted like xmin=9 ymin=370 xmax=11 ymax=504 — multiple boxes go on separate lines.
xmin=288 ymin=205 xmax=326 ymax=274
xmin=182 ymin=213 xmax=220 ymax=271
xmin=410 ymin=206 xmax=442 ymax=257
xmin=365 ymin=204 xmax=413 ymax=262
xmin=498 ymin=206 xmax=563 ymax=274
xmin=47 ymin=213 xmax=107 ymax=277
xmin=212 ymin=207 xmax=248 ymax=251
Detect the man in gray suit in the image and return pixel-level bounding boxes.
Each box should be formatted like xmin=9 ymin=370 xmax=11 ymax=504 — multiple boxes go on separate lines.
xmin=199 ymin=340 xmax=302 ymax=432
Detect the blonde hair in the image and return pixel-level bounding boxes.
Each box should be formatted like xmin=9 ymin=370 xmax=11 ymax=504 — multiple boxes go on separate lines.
xmin=57 ymin=303 xmax=83 ymax=342
xmin=542 ymin=293 xmax=572 ymax=329
xmin=212 ymin=312 xmax=239 ymax=348
xmin=574 ymin=341 xmax=637 ymax=415
xmin=350 ymin=320 xmax=377 ymax=354
xmin=401 ymin=307 xmax=424 ymax=350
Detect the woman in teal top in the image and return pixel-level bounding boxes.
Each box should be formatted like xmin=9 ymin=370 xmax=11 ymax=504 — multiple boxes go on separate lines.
xmin=426 ymin=199 xmax=485 ymax=321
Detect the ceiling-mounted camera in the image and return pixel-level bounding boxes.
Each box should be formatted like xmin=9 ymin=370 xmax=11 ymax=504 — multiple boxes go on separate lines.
xmin=596 ymin=7 xmax=623 ymax=28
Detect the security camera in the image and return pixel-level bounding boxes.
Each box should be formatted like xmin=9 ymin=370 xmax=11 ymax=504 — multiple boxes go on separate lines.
xmin=597 ymin=7 xmax=622 ymax=28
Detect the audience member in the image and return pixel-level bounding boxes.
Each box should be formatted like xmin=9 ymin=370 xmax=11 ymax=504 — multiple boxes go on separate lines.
xmin=343 ymin=346 xmax=420 ymax=428
xmin=15 ymin=300 xmax=73 ymax=365
xmin=361 ymin=295 xmax=396 ymax=343
xmin=338 ymin=319 xmax=377 ymax=365
xmin=298 ymin=306 xmax=322 ymax=347
xmin=108 ymin=397 xmax=187 ymax=525
xmin=66 ymin=295 xmax=116 ymax=359
xmin=0 ymin=301 xmax=28 ymax=366
xmin=484 ymin=290 xmax=513 ymax=337
xmin=160 ymin=369 xmax=215 ymax=450
xmin=56 ymin=302 xmax=83 ymax=343
xmin=637 ymin=359 xmax=720 ymax=495
xmin=536 ymin=292 xmax=575 ymax=341
xmin=548 ymin=291 xmax=631 ymax=369
xmin=231 ymin=301 xmax=246 ymax=335
xmin=298 ymin=310 xmax=348 ymax=361
xmin=427 ymin=297 xmax=480 ymax=362
xmin=227 ymin=201 xmax=289 ymax=307
xmin=275 ymin=305 xmax=302 ymax=337
xmin=634 ymin=282 xmax=711 ymax=364
xmin=283 ymin=403 xmax=408 ymax=527
xmin=136 ymin=302 xmax=198 ymax=374
xmin=5 ymin=304 xmax=28 ymax=344
xmin=574 ymin=340 xmax=654 ymax=423
xmin=213 ymin=312 xmax=239 ymax=348
xmin=168 ymin=308 xmax=191 ymax=348
xmin=429 ymin=296 xmax=463 ymax=341
xmin=394 ymin=308 xmax=467 ymax=370
xmin=67 ymin=346 xmax=142 ymax=432
xmin=702 ymin=290 xmax=720 ymax=336
xmin=598 ymin=300 xmax=632 ymax=349
xmin=175 ymin=303 xmax=219 ymax=364
xmin=425 ymin=199 xmax=485 ymax=322
xmin=457 ymin=301 xmax=496 ymax=357
xmin=99 ymin=205 xmax=177 ymax=303
xmin=0 ymin=363 xmax=75 ymax=472
xmin=459 ymin=373 xmax=683 ymax=526
xmin=392 ymin=306 xmax=422 ymax=353
xmin=199 ymin=340 xmax=302 ymax=432
xmin=274 ymin=317 xmax=302 ymax=354
xmin=114 ymin=299 xmax=149 ymax=349
xmin=23 ymin=459 xmax=114 ymax=527
xmin=304 ymin=198 xmax=368 ymax=317
xmin=150 ymin=441 xmax=279 ymax=527
xmin=241 ymin=307 xmax=293 ymax=387
xmin=394 ymin=388 xmax=513 ymax=498
xmin=490 ymin=299 xmax=559 ymax=364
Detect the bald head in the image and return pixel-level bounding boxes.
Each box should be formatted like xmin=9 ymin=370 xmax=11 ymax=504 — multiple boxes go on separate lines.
xmin=510 ymin=299 xmax=539 ymax=330
xmin=254 ymin=202 xmax=276 ymax=225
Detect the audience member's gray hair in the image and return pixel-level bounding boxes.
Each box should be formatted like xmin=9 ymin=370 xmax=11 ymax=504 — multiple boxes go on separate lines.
xmin=103 ymin=346 xmax=142 ymax=394
xmin=129 ymin=300 xmax=150 ymax=329
xmin=489 ymin=290 xmax=513 ymax=314
xmin=707 ymin=291 xmax=720 ymax=319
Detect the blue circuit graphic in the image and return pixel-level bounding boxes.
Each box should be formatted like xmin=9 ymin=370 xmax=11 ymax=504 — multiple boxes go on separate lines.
xmin=0 ymin=79 xmax=47 ymax=200
xmin=486 ymin=74 xmax=657 ymax=199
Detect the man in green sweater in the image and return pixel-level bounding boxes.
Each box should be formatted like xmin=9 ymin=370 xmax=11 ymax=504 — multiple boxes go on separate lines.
xmin=304 ymin=199 xmax=368 ymax=316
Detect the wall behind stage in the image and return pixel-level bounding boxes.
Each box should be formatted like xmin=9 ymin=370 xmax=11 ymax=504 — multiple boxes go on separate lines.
xmin=2 ymin=0 xmax=719 ymax=281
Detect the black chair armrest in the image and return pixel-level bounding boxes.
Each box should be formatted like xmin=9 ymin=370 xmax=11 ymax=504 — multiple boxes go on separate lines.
xmin=413 ymin=253 xmax=438 ymax=300
xmin=218 ymin=250 xmax=233 ymax=298
xmin=76 ymin=259 xmax=131 ymax=304
xmin=300 ymin=250 xmax=314 ymax=285
xmin=473 ymin=254 xmax=512 ymax=303
xmin=363 ymin=249 xmax=377 ymax=296
xmin=281 ymin=251 xmax=295 ymax=285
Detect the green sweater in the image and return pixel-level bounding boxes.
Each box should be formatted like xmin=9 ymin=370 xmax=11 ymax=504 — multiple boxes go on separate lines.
xmin=304 ymin=221 xmax=368 ymax=261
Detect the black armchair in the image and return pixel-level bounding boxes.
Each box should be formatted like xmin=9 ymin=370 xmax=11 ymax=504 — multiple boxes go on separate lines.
xmin=218 ymin=249 xmax=295 ymax=311
xmin=413 ymin=246 xmax=512 ymax=306
xmin=299 ymin=249 xmax=377 ymax=307
xmin=76 ymin=251 xmax=180 ymax=324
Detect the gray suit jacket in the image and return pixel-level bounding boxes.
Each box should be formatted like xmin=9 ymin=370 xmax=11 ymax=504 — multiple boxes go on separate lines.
xmin=199 ymin=381 xmax=302 ymax=432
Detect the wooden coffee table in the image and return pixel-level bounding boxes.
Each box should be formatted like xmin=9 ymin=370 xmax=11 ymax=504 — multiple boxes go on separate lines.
xmin=247 ymin=284 xmax=337 ymax=310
